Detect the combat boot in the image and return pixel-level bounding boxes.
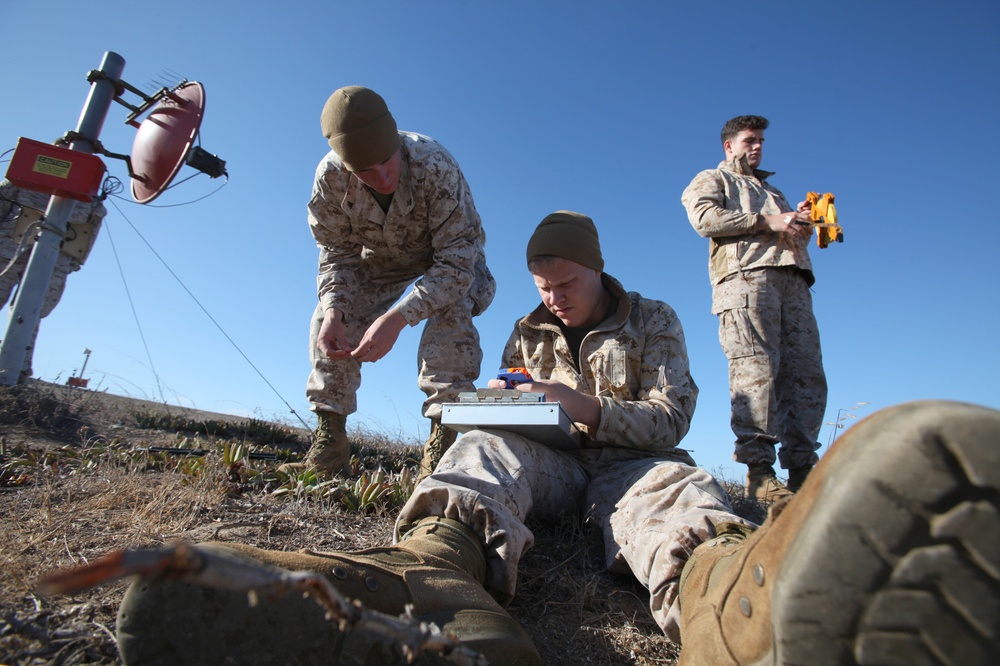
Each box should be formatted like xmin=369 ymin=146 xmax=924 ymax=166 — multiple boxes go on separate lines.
xmin=279 ymin=411 xmax=352 ymax=477
xmin=677 ymin=400 xmax=1000 ymax=666
xmin=745 ymin=464 xmax=793 ymax=502
xmin=117 ymin=516 xmax=540 ymax=665
xmin=414 ymin=419 xmax=458 ymax=485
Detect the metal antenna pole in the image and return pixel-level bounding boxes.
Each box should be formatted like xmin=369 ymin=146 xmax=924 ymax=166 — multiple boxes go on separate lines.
xmin=0 ymin=51 xmax=125 ymax=386
xmin=79 ymin=348 xmax=92 ymax=377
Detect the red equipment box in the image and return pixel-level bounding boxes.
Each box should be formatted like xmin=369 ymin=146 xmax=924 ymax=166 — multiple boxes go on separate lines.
xmin=5 ymin=137 xmax=106 ymax=202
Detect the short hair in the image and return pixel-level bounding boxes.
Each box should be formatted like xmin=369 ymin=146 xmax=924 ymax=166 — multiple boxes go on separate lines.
xmin=527 ymin=254 xmax=562 ymax=273
xmin=721 ymin=115 xmax=769 ymax=146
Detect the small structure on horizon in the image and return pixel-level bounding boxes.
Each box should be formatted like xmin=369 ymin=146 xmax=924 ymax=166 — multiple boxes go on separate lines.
xmin=66 ymin=348 xmax=91 ymax=388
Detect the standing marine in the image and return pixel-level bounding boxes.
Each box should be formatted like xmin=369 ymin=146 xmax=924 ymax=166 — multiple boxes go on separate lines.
xmin=292 ymin=86 xmax=495 ymax=478
xmin=681 ymin=115 xmax=827 ymax=501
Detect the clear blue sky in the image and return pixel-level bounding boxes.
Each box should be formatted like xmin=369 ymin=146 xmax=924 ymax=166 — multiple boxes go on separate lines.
xmin=3 ymin=0 xmax=997 ymax=481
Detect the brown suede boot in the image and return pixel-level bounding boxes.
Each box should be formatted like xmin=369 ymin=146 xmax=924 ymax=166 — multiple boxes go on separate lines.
xmin=279 ymin=411 xmax=352 ymax=477
xmin=745 ymin=464 xmax=794 ymax=502
xmin=678 ymin=400 xmax=1000 ymax=666
xmin=414 ymin=420 xmax=458 ymax=485
xmin=117 ymin=517 xmax=540 ymax=665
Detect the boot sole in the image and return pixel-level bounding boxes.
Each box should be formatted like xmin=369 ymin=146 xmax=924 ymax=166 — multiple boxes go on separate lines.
xmin=771 ymin=400 xmax=1000 ymax=665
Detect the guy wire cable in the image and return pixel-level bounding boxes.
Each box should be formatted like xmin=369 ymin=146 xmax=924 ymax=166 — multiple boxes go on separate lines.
xmin=100 ymin=178 xmax=168 ymax=404
xmin=104 ymin=179 xmax=311 ymax=430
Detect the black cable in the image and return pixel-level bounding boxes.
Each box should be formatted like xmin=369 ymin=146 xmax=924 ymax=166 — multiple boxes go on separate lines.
xmin=146 ymin=172 xmax=229 ymax=208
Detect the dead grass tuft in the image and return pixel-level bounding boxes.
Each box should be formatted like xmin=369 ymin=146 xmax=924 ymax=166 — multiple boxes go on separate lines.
xmin=0 ymin=383 xmax=85 ymax=438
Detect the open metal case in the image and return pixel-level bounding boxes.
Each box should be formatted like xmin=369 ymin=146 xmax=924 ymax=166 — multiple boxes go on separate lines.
xmin=441 ymin=389 xmax=582 ymax=450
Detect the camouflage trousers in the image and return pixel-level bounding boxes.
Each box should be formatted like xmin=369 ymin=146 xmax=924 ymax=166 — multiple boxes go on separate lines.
xmin=306 ymin=276 xmax=483 ymax=421
xmin=712 ymin=267 xmax=827 ymax=470
xmin=395 ymin=429 xmax=750 ymax=642
xmin=1 ymin=245 xmax=74 ymax=374
xmin=1 ymin=256 xmax=72 ymax=317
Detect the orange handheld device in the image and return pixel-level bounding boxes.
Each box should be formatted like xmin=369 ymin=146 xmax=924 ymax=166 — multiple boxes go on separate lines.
xmin=806 ymin=191 xmax=844 ymax=249
xmin=497 ymin=367 xmax=533 ymax=389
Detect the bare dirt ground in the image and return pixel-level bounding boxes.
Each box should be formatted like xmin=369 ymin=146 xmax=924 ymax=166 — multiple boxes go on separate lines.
xmin=0 ymin=380 xmax=763 ymax=665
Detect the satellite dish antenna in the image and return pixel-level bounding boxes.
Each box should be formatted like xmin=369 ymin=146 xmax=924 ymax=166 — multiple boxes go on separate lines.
xmin=129 ymin=81 xmax=206 ymax=203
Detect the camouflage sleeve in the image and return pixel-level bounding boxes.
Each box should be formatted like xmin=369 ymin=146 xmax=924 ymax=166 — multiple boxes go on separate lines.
xmin=394 ymin=153 xmax=483 ymax=326
xmin=498 ymin=326 xmax=525 ymax=371
xmin=308 ymin=167 xmax=362 ymax=317
xmin=0 ymin=182 xmax=20 ymax=275
xmin=0 ymin=180 xmax=15 ymax=222
xmin=681 ymin=169 xmax=759 ymax=239
xmin=593 ymin=301 xmax=698 ymax=452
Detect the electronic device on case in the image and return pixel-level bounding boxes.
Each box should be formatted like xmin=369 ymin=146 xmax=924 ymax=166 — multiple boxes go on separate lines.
xmin=441 ymin=388 xmax=581 ymax=451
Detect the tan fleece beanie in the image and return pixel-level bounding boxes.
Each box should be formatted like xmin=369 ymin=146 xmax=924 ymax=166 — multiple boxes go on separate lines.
xmin=320 ymin=86 xmax=399 ymax=171
xmin=526 ymin=210 xmax=604 ymax=272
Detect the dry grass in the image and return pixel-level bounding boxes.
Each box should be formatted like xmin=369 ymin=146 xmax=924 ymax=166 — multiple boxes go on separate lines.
xmin=0 ymin=381 xmax=765 ymax=665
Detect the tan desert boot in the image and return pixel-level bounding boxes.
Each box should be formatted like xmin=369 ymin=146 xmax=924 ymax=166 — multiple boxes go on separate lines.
xmin=746 ymin=464 xmax=794 ymax=503
xmin=678 ymin=400 xmax=1000 ymax=666
xmin=117 ymin=517 xmax=540 ymax=665
xmin=414 ymin=420 xmax=458 ymax=485
xmin=278 ymin=411 xmax=352 ymax=477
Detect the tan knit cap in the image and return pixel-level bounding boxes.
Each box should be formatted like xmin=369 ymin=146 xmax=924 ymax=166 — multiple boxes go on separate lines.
xmin=526 ymin=210 xmax=604 ymax=272
xmin=320 ymin=86 xmax=399 ymax=171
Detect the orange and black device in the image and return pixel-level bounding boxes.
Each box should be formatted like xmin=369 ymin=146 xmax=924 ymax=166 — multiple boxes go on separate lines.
xmin=806 ymin=191 xmax=844 ymax=249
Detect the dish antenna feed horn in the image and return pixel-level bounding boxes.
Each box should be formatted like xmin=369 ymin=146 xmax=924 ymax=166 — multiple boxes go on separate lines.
xmin=95 ymin=74 xmax=227 ymax=204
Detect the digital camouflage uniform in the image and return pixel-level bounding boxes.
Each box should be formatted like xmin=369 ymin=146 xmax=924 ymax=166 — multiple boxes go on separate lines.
xmin=0 ymin=180 xmax=104 ymax=374
xmin=396 ymin=274 xmax=751 ymax=641
xmin=681 ymin=155 xmax=826 ymax=471
xmin=306 ymin=132 xmax=495 ymax=419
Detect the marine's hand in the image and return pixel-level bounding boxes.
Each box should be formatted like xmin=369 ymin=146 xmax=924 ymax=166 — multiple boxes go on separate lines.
xmin=352 ymin=309 xmax=406 ymax=363
xmin=515 ymin=379 xmax=601 ymax=430
xmin=761 ymin=211 xmax=813 ymax=240
xmin=317 ymin=308 xmax=353 ymax=360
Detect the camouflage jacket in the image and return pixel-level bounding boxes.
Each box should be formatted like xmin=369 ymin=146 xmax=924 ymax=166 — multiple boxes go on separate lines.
xmin=308 ymin=132 xmax=494 ymax=326
xmin=681 ymin=155 xmax=814 ymax=288
xmin=500 ymin=274 xmax=698 ymax=459
xmin=1 ymin=179 xmax=105 ymax=269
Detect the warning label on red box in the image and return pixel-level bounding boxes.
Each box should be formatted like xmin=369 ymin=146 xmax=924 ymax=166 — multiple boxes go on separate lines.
xmin=34 ymin=154 xmax=73 ymax=179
